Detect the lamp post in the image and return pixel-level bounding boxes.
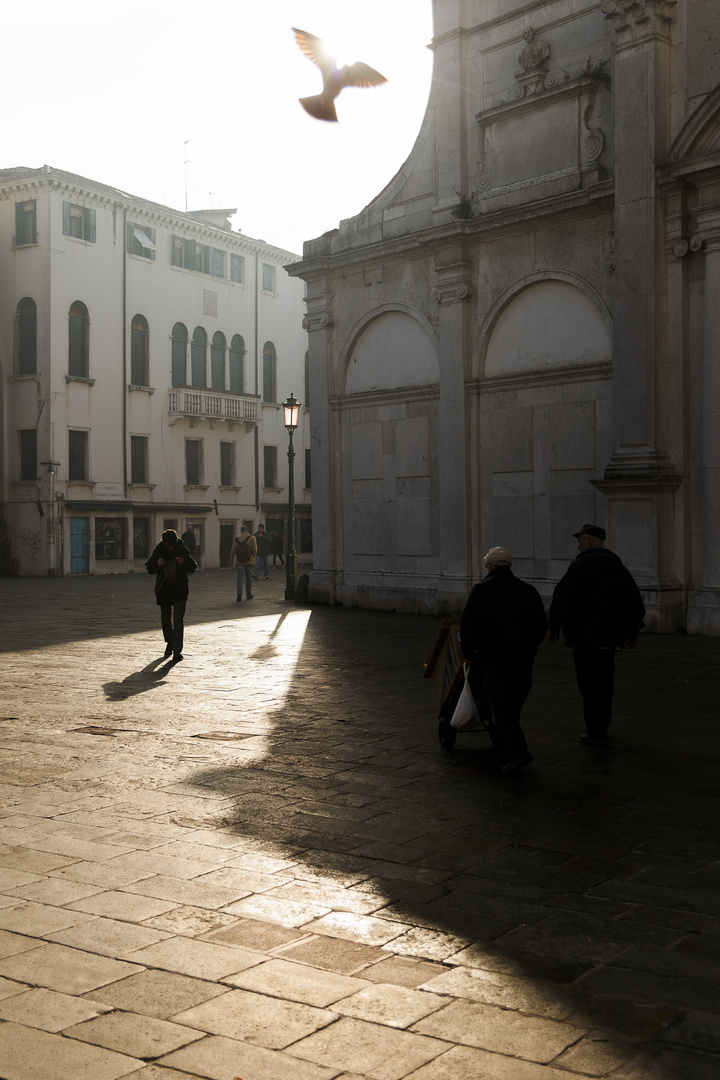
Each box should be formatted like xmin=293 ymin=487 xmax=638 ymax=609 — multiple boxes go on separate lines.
xmin=282 ymin=392 xmax=301 ymax=601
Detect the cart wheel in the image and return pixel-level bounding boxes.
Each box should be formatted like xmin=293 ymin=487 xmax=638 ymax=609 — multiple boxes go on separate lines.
xmin=438 ymin=718 xmax=456 ymax=750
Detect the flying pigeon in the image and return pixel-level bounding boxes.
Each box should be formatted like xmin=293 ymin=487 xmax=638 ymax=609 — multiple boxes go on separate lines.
xmin=292 ymin=27 xmax=388 ymax=122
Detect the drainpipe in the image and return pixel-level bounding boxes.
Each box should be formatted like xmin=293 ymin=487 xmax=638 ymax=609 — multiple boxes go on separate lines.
xmin=122 ymin=205 xmax=128 ymax=497
xmin=254 ymin=251 xmax=260 ymax=511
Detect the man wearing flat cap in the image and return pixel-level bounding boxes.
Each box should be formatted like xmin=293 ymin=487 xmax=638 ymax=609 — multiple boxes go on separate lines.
xmin=548 ymin=525 xmax=645 ymax=745
xmin=460 ymin=546 xmax=548 ymax=774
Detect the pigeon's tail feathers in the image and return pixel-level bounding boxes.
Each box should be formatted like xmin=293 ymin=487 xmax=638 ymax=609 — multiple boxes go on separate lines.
xmin=299 ymin=94 xmax=338 ymax=122
xmin=342 ymin=62 xmax=388 ymax=89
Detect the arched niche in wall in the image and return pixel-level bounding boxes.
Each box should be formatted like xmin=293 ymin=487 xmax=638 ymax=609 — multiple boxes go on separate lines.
xmin=483 ymin=278 xmax=612 ymax=378
xmin=345 ymin=309 xmax=439 ymax=395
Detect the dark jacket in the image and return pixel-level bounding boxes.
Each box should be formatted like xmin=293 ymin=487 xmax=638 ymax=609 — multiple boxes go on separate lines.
xmin=255 ymin=530 xmax=270 ymax=556
xmin=460 ymin=566 xmax=548 ymax=665
xmin=548 ymin=546 xmax=645 ymax=648
xmin=145 ymin=539 xmax=198 ymax=606
xmin=271 ymin=532 xmax=284 ymax=556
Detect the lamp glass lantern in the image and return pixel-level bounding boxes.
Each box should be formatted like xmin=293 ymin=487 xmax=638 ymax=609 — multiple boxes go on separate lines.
xmin=282 ymin=393 xmax=301 ymax=601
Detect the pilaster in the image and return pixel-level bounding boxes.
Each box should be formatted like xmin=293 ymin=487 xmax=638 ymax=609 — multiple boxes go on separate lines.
xmin=431 ymin=247 xmax=473 ymax=610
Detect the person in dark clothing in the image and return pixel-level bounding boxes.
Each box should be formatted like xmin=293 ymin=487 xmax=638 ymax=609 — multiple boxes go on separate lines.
xmin=460 ymin=546 xmax=548 ymax=774
xmin=271 ymin=530 xmax=285 ymax=567
xmin=253 ymin=525 xmax=270 ymax=579
xmin=145 ymin=529 xmax=198 ymax=662
xmin=548 ymin=524 xmax=646 ymax=745
xmin=181 ymin=525 xmax=197 ymax=557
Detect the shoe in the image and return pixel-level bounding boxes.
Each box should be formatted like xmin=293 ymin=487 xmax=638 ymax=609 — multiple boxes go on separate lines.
xmin=252 ymin=574 xmax=258 ymax=579
xmin=579 ymin=733 xmax=607 ymax=746
xmin=163 ymin=644 xmax=172 ymax=659
xmin=236 ymin=596 xmax=242 ymax=602
xmin=264 ymin=575 xmax=269 ymax=579
xmin=502 ymin=752 xmax=533 ymax=775
xmin=246 ymin=595 xmax=253 ymax=600
xmin=173 ymin=653 xmax=183 ymax=663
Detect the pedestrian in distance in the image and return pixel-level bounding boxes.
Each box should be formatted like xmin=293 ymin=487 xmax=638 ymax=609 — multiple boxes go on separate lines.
xmin=232 ymin=526 xmax=257 ymax=602
xmin=145 ymin=528 xmax=198 ymax=663
xmin=548 ymin=524 xmax=646 ymax=746
xmin=181 ymin=524 xmax=196 ymax=558
xmin=271 ymin=530 xmax=285 ymax=568
xmin=460 ymin=546 xmax=548 ymax=774
xmin=253 ymin=524 xmax=270 ymax=580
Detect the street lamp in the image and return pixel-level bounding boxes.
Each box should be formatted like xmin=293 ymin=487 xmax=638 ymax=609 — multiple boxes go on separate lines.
xmin=282 ymin=392 xmax=301 ymax=601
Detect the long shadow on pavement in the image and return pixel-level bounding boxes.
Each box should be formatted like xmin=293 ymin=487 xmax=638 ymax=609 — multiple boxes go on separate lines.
xmin=179 ymin=614 xmax=720 ymax=1080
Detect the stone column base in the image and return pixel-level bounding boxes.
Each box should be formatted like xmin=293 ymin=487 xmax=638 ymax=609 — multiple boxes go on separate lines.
xmin=686 ymin=590 xmax=720 ymax=636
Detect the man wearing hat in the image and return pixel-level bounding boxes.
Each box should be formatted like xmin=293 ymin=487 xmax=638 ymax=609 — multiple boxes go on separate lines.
xmin=460 ymin=546 xmax=548 ymax=774
xmin=548 ymin=525 xmax=646 ymax=745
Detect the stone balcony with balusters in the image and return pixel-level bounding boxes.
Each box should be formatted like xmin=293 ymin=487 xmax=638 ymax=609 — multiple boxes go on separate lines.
xmin=168 ymin=388 xmax=260 ymax=429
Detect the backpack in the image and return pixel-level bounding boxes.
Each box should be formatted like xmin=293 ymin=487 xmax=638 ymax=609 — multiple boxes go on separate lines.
xmin=234 ymin=536 xmax=251 ymax=560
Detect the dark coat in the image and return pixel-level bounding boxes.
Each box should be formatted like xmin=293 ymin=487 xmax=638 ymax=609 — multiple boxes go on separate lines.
xmin=255 ymin=530 xmax=270 ymax=556
xmin=145 ymin=539 xmax=198 ymax=606
xmin=548 ymin=547 xmax=646 ymax=648
xmin=460 ymin=566 xmax=548 ymax=665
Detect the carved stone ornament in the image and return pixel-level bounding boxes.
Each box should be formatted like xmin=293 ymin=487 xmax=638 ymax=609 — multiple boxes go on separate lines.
xmin=689 ymin=234 xmax=704 ymax=253
xmin=672 ymin=239 xmax=690 ymax=259
xmin=431 ymin=282 xmax=473 ymax=305
xmin=302 ymin=312 xmax=333 ymax=331
xmin=518 ymin=27 xmax=550 ymax=72
xmin=602 ymin=0 xmax=676 ymax=43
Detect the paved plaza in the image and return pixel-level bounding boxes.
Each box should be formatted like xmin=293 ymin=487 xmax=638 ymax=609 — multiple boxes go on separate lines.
xmin=0 ymin=568 xmax=718 ymax=1080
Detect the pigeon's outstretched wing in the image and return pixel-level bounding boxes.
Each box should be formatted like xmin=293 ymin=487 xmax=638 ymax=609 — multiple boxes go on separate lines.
xmin=292 ymin=28 xmax=334 ymax=80
xmin=340 ymin=62 xmax=388 ymax=89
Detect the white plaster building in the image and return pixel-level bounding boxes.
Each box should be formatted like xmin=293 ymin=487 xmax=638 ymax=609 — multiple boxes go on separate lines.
xmin=0 ymin=166 xmax=311 ymax=577
xmin=288 ymin=0 xmax=720 ymax=634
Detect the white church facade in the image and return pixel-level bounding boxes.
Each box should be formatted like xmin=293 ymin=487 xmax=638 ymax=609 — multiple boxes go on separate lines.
xmin=289 ymin=0 xmax=720 ymax=634
xmin=0 ymin=167 xmax=311 ymax=577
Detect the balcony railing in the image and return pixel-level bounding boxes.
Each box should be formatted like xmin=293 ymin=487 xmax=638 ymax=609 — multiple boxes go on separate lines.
xmin=169 ymin=389 xmax=260 ymax=426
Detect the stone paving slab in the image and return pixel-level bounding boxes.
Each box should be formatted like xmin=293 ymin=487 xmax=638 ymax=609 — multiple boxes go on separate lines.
xmin=0 ymin=569 xmax=718 ymax=1078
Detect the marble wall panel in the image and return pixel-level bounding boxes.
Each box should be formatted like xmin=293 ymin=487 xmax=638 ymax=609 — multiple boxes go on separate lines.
xmin=350 ymin=422 xmax=383 ymax=480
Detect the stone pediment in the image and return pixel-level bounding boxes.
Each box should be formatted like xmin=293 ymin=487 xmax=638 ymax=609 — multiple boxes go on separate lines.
xmin=473 ymin=71 xmax=609 ymax=213
xmin=668 ymin=83 xmax=720 ymax=164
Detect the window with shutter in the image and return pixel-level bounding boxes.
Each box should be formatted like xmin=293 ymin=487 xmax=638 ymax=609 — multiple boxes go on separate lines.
xmin=14 ymin=201 xmax=37 ymax=246
xmin=230 ymin=254 xmax=244 ymax=283
xmin=130 ymin=436 xmax=148 ymax=484
xmin=69 ymin=430 xmax=88 ymax=481
xmin=229 ymin=335 xmax=244 ymax=394
xmin=63 ymin=202 xmax=96 ymax=242
xmin=171 ymin=323 xmax=188 ymax=387
xmin=19 ymin=430 xmax=38 ymax=482
xmin=211 ymin=332 xmax=226 ymax=391
xmin=130 ymin=315 xmax=150 ymax=386
xmin=185 ymin=439 xmax=202 ymax=486
xmin=220 ymin=442 xmax=234 ymax=486
xmin=262 ymin=341 xmax=276 ymax=402
xmin=263 ymin=445 xmax=278 ymax=488
xmin=68 ymin=302 xmax=89 ymax=377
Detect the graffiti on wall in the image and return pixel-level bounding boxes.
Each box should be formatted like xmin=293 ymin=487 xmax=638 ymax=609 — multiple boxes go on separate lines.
xmin=15 ymin=531 xmax=43 ymax=561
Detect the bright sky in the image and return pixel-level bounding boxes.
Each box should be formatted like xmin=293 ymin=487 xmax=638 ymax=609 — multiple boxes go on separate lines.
xmin=5 ymin=1 xmax=434 ymax=255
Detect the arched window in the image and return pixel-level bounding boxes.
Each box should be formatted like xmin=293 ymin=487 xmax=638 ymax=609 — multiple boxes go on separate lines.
xmin=16 ymin=298 xmax=37 ymax=375
xmin=171 ymin=322 xmax=188 ymax=388
xmin=191 ymin=326 xmax=207 ymax=388
xmin=211 ymin=331 xmax=226 ymax=391
xmin=68 ymin=301 xmax=89 ymax=378
xmin=130 ymin=314 xmax=149 ymax=386
xmin=304 ymin=351 xmax=310 ymax=408
xmin=262 ymin=341 xmax=277 ymax=402
xmin=229 ymin=335 xmax=244 ymax=394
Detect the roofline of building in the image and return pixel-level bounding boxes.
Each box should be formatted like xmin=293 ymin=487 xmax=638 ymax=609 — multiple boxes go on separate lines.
xmin=0 ymin=165 xmax=299 ymax=262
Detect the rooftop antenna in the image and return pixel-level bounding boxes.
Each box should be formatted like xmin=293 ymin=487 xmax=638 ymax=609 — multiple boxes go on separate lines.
xmin=183 ymin=138 xmax=193 ymax=212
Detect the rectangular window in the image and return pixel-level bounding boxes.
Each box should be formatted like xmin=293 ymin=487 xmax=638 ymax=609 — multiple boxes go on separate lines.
xmin=127 ymin=222 xmax=156 ymax=259
xmin=130 ymin=436 xmax=148 ymax=484
xmin=305 ymin=447 xmax=312 ymax=490
xmin=14 ymin=200 xmax=37 ymax=246
xmin=263 ymin=445 xmax=278 ymax=488
xmin=262 ymin=263 xmax=275 ymax=292
xmin=63 ymin=202 xmax=96 ymax=242
xmin=172 ymin=235 xmax=225 ymax=277
xmin=19 ymin=429 xmax=38 ymax=482
xmin=185 ymin=439 xmax=202 ymax=486
xmin=220 ymin=441 xmax=235 ymax=487
xmin=230 ymin=254 xmax=244 ymax=283
xmin=133 ymin=517 xmax=150 ymax=559
xmin=95 ymin=518 xmax=125 ymax=560
xmin=68 ymin=430 xmax=88 ymax=481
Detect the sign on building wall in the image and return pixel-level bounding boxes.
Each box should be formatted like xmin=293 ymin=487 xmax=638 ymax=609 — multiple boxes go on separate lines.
xmin=95 ymin=483 xmax=124 ymax=501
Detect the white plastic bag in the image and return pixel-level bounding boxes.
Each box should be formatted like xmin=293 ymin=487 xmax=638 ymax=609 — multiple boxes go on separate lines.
xmin=450 ymin=662 xmax=480 ymax=730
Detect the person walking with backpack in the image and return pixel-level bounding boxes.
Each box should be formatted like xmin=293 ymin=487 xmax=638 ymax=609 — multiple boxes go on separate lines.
xmin=146 ymin=528 xmax=198 ymax=662
xmin=233 ymin=526 xmax=257 ymax=602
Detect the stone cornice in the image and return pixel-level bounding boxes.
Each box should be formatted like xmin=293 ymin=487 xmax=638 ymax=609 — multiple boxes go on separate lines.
xmin=329 ymin=384 xmax=438 ymax=410
xmin=470 ymin=361 xmax=612 ymax=394
xmin=287 ymin=182 xmax=614 ymax=280
xmin=602 ymin=0 xmax=676 ymax=48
